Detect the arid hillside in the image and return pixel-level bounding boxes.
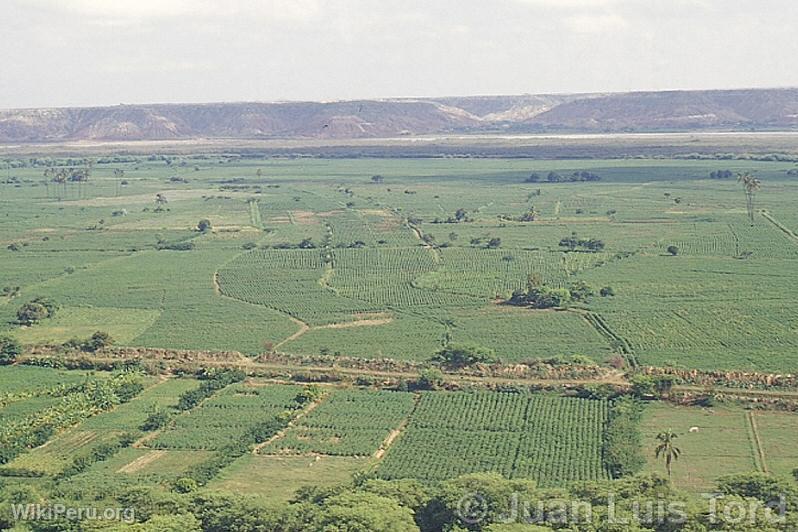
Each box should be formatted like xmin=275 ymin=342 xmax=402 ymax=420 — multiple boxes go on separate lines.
xmin=2 ymin=88 xmax=797 ymax=142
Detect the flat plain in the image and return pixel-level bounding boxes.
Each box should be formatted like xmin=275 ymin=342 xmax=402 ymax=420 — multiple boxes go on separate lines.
xmin=3 ymin=156 xmax=798 ymax=370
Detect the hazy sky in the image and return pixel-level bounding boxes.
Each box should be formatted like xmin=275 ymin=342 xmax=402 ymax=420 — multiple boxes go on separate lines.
xmin=2 ymin=0 xmax=797 ymax=108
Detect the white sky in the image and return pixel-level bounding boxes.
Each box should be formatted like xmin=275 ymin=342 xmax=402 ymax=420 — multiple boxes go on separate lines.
xmin=2 ymin=0 xmax=797 ymax=108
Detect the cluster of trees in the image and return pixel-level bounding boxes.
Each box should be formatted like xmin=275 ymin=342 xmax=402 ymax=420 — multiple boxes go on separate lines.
xmin=431 ymin=208 xmax=473 ymax=224
xmin=61 ymin=331 xmax=114 ymax=353
xmin=176 ymin=370 xmax=247 ymax=411
xmin=499 ymin=208 xmax=539 ymax=223
xmin=469 ymin=237 xmax=502 ymax=249
xmin=270 ymin=238 xmax=317 ymax=250
xmin=603 ymin=397 xmax=645 ymax=478
xmin=508 ymin=280 xmax=613 ymax=309
xmin=156 ymin=237 xmax=195 ymax=251
xmin=559 ymin=233 xmax=605 ymax=252
xmin=0 ymin=336 xmax=22 ymax=365
xmin=526 ymin=171 xmax=601 ymax=183
xmin=431 ymin=343 xmax=497 ymax=368
xmin=708 ymin=169 xmax=735 ymax=179
xmin=16 ymin=297 xmax=58 ymax=326
xmin=1 ymin=286 xmax=20 ymax=298
xmin=10 ymin=470 xmax=798 ymax=531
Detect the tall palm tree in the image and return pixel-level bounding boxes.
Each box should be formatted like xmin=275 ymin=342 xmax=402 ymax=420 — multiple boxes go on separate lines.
xmin=655 ymin=429 xmax=681 ymax=478
xmin=737 ymin=172 xmax=762 ymax=225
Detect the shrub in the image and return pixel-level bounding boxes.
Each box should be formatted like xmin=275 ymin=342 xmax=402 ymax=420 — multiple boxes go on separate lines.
xmin=81 ymin=331 xmax=113 ymax=352
xmin=416 ymin=368 xmax=444 ymax=390
xmin=16 ymin=300 xmax=54 ymax=325
xmin=197 ymin=219 xmax=212 ymax=232
xmin=0 ymin=336 xmax=22 ymax=365
xmin=432 ymin=343 xmax=496 ymax=368
xmin=600 ymin=286 xmax=615 ymax=297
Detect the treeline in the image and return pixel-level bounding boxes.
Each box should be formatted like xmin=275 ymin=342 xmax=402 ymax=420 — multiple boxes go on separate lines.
xmin=176 ymin=370 xmax=247 ymax=411
xmin=526 ymin=170 xmax=601 ymax=183
xmin=602 ymin=397 xmax=646 ymax=478
xmin=12 ymin=470 xmax=798 ymax=531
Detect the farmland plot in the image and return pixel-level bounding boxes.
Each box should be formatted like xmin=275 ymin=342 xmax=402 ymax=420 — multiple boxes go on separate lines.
xmin=378 ymin=392 xmax=610 ymax=487
xmin=264 ymin=389 xmax=416 ymax=456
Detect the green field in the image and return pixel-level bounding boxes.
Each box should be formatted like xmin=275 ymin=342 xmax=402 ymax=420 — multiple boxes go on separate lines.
xmin=641 ymin=403 xmax=798 ymax=492
xmin=3 ymin=156 xmax=798 ymax=370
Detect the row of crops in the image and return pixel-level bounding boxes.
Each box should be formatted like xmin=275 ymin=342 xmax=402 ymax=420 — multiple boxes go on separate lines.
xmin=151 ymin=384 xmax=303 ymax=451
xmin=257 ymin=386 xmax=612 ymax=488
xmin=263 ymin=389 xmax=416 ymax=456
xmin=377 ymin=391 xmax=610 ymax=487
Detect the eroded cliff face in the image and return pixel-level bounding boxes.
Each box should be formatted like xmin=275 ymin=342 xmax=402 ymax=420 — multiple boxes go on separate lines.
xmin=2 ymin=88 xmax=797 ymax=142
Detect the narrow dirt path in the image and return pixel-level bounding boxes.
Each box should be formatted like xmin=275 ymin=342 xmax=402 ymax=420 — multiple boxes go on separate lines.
xmin=747 ymin=410 xmax=769 ymax=473
xmin=252 ymin=394 xmax=327 ymax=454
xmin=117 ymin=450 xmax=166 ymax=473
xmin=274 ymin=316 xmax=311 ymax=349
xmin=374 ymin=393 xmax=419 ymax=460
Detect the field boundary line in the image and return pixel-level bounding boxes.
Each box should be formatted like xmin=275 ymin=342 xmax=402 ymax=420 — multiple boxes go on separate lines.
xmin=373 ymin=393 xmax=420 ymax=461
xmin=746 ymin=411 xmax=769 ymax=473
xmin=761 ymin=210 xmax=798 ymax=245
xmin=579 ymin=311 xmax=638 ymax=367
xmin=117 ymin=450 xmax=167 ymax=474
xmin=252 ymin=392 xmax=329 ymax=454
xmin=274 ymin=316 xmax=311 ymax=349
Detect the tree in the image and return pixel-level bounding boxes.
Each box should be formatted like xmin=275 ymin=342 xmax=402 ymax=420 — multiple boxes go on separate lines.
xmin=82 ymin=331 xmax=113 ymax=352
xmin=371 ymin=175 xmax=384 ymax=184
xmin=16 ymin=302 xmax=49 ymax=325
xmin=737 ymin=172 xmax=761 ymax=225
xmin=600 ymin=286 xmax=615 ymax=297
xmin=0 ymin=336 xmax=21 ymax=365
xmin=486 ymin=237 xmax=502 ymax=249
xmin=197 ymin=219 xmax=212 ymax=233
xmin=309 ymin=492 xmax=419 ymax=532
xmin=525 ymin=173 xmax=540 ymax=183
xmin=416 ymin=368 xmax=444 ymax=390
xmin=666 ymin=245 xmax=679 ymax=256
xmin=654 ymin=429 xmax=681 ymax=478
xmin=432 ymin=343 xmax=496 ymax=368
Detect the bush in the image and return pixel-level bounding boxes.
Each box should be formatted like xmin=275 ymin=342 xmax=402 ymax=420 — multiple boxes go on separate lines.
xmin=416 ymin=368 xmax=444 ymax=390
xmin=141 ymin=407 xmax=171 ymax=431
xmin=197 ymin=219 xmax=212 ymax=232
xmin=432 ymin=343 xmax=496 ymax=368
xmin=81 ymin=331 xmax=113 ymax=352
xmin=667 ymin=245 xmax=679 ymax=256
xmin=600 ymin=286 xmax=615 ymax=297
xmin=16 ymin=297 xmax=58 ymax=325
xmin=0 ymin=336 xmax=22 ymax=365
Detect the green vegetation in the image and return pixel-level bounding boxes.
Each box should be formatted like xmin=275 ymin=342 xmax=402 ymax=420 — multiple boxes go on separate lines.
xmin=378 ymin=391 xmax=609 ymax=487
xmin=1 ymin=156 xmax=797 ymax=370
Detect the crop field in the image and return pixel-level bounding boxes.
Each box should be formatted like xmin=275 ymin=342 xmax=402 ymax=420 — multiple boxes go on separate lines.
xmin=1 ymin=377 xmax=195 ymax=476
xmin=3 ymin=156 xmax=798 ymax=369
xmin=377 ymin=391 xmax=610 ymax=487
xmin=150 ymin=383 xmax=302 ymax=451
xmin=263 ymin=389 xmax=416 ymax=456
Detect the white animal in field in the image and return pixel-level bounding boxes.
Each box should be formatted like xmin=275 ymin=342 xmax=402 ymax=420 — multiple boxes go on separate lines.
xmin=689 ymin=426 xmax=699 ymax=433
